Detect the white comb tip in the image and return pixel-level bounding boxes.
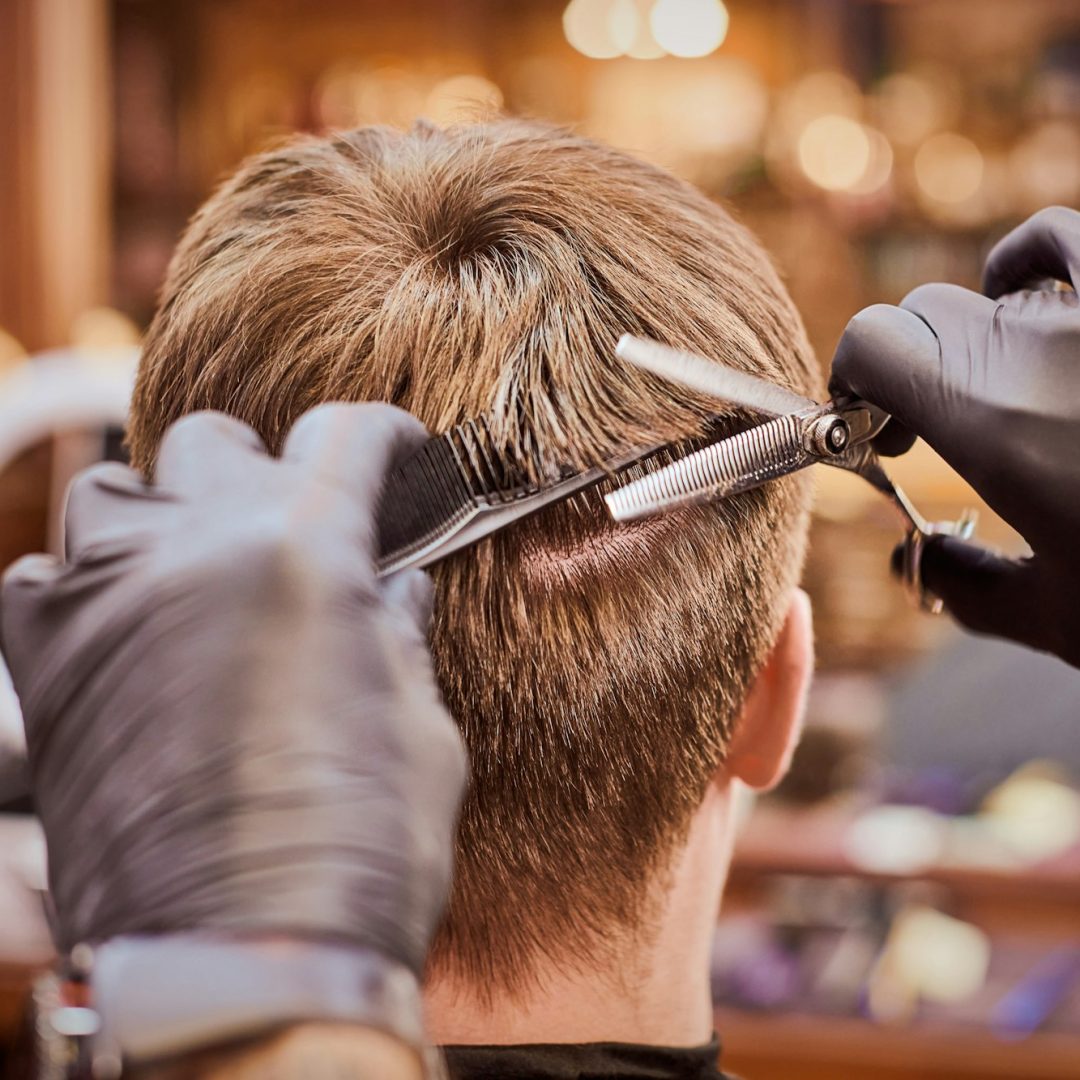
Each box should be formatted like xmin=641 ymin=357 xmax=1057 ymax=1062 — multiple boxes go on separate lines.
xmin=604 ymin=486 xmax=649 ymax=523
xmin=615 ymin=334 xmax=660 ymax=372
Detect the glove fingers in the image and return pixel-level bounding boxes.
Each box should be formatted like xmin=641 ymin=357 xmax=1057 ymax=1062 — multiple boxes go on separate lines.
xmin=3 ymin=552 xmax=63 ymax=592
xmin=900 ymin=281 xmax=1002 ymax=352
xmin=896 ymin=535 xmax=1042 ymax=647
xmin=63 ymin=463 xmax=163 ymax=562
xmin=896 ymin=283 xmax=1013 ymax=477
xmin=282 ymin=403 xmax=430 ymax=538
xmin=982 ymin=206 xmax=1080 ymax=299
xmin=829 ymin=304 xmax=943 ymax=443
xmin=870 ymin=417 xmax=917 ymax=457
xmin=155 ymin=412 xmax=270 ymax=495
xmin=1 ymin=554 xmax=62 ymax=682
xmin=379 ymin=568 xmax=435 ymax=645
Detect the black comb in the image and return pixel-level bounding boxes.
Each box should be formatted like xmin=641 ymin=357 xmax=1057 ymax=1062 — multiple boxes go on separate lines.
xmin=376 ymin=413 xmax=656 ymax=576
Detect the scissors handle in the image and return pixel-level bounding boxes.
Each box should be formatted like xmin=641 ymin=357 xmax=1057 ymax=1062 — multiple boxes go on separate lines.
xmin=823 ymin=443 xmax=978 ymax=612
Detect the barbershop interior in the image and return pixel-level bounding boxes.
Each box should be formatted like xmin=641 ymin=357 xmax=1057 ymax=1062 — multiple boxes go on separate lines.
xmin=2 ymin=1 xmax=1080 ymax=1078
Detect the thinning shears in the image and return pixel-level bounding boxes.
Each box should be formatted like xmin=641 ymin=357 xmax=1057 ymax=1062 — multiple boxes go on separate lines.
xmin=604 ymin=335 xmax=977 ymax=613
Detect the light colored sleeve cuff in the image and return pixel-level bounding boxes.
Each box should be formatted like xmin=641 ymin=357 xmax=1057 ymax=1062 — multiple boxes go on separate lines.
xmin=89 ymin=934 xmax=437 ymax=1075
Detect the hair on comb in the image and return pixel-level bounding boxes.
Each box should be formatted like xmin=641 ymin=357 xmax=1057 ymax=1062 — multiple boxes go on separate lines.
xmin=375 ymin=410 xmax=600 ymax=578
xmin=376 ymin=410 xmax=664 ymax=577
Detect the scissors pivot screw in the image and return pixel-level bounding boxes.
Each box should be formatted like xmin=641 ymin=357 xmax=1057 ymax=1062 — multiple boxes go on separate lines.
xmin=806 ymin=415 xmax=851 ymax=457
xmin=610 ymin=335 xmax=978 ymax=618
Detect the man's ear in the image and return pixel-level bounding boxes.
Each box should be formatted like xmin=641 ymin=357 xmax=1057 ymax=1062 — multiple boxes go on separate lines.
xmin=722 ymin=588 xmax=814 ymax=792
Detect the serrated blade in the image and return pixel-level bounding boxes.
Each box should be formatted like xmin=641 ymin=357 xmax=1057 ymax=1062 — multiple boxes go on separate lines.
xmin=617 ymin=335 xmax=819 ymax=418
xmin=605 ymin=414 xmax=811 ymax=522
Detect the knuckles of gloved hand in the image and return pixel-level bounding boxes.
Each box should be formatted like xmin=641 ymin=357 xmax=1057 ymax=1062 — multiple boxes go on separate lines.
xmin=828 ymin=304 xmax=925 ymax=456
xmin=150 ymin=501 xmax=380 ymax=611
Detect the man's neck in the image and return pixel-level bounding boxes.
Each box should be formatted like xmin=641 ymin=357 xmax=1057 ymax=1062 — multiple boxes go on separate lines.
xmin=424 ymin=780 xmax=737 ymax=1048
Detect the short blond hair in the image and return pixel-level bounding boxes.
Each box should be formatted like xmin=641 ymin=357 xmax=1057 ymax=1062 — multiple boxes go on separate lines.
xmin=129 ymin=118 xmax=819 ymax=995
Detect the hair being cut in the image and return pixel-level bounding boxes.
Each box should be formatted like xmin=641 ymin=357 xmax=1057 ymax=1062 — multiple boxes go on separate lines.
xmin=128 ymin=118 xmax=820 ymax=995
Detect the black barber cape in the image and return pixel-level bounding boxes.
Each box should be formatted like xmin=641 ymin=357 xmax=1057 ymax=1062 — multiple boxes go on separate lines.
xmin=442 ymin=1035 xmax=733 ymax=1079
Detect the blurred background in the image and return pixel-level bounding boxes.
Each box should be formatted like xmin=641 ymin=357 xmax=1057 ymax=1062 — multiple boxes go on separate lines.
xmin=1 ymin=1 xmax=1079 ymax=1077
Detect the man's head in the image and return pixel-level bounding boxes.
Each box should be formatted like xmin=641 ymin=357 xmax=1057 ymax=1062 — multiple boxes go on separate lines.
xmin=129 ymin=118 xmax=819 ymax=996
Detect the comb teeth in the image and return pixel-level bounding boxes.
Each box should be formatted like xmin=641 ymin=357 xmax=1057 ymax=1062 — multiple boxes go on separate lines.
xmin=447 ymin=415 xmax=536 ymax=500
xmin=604 ymin=414 xmax=810 ymax=522
xmin=376 ymin=412 xmax=551 ymax=569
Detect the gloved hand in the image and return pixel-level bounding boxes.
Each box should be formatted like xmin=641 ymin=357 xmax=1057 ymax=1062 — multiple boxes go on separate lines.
xmin=0 ymin=403 xmax=466 ymax=979
xmin=829 ymin=206 xmax=1080 ymax=668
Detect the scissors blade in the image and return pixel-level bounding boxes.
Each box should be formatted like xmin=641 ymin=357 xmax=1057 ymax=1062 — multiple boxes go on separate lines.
xmin=616 ymin=335 xmax=820 ymax=418
xmin=604 ymin=413 xmax=812 ymax=522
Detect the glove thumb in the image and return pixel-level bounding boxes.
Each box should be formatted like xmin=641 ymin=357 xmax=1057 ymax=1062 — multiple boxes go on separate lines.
xmin=893 ymin=536 xmax=1043 ymax=649
xmin=982 ymin=206 xmax=1080 ymax=298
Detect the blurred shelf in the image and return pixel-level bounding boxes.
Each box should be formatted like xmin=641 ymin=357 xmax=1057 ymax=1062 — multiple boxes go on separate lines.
xmin=716 ymin=1006 xmax=1080 ymax=1080
xmin=731 ymin=802 xmax=1080 ymax=923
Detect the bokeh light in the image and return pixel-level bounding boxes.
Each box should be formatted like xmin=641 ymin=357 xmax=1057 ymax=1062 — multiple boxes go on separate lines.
xmin=797 ymin=114 xmax=872 ymax=192
xmin=779 ymin=70 xmax=863 ymax=129
xmin=607 ymin=0 xmax=642 ymax=54
xmin=314 ymin=63 xmax=426 ymax=129
xmin=848 ymin=127 xmax=894 ymax=196
xmin=767 ymin=70 xmax=865 ymax=194
xmin=683 ymin=57 xmax=768 ymax=153
xmin=914 ymin=131 xmax=984 ymax=204
xmin=226 ymin=71 xmax=297 ymax=150
xmin=564 ymin=0 xmax=728 ymax=60
xmin=314 ymin=63 xmax=367 ymax=128
xmin=585 ymin=56 xmax=767 ymax=169
xmin=1008 ymin=120 xmax=1080 ymax=212
xmin=69 ymin=307 xmax=142 ymax=352
xmin=563 ymin=0 xmax=625 ymax=60
xmin=872 ymin=72 xmax=944 ymax=146
xmin=845 ymin=805 xmax=944 ymax=874
xmin=890 ymin=907 xmax=990 ymax=1005
xmin=0 ymin=329 xmax=26 ymax=373
xmin=649 ymin=0 xmax=729 ymax=59
xmin=623 ymin=0 xmax=666 ymax=59
xmin=425 ymin=74 xmax=504 ymax=125
xmin=982 ymin=765 xmax=1080 ymax=862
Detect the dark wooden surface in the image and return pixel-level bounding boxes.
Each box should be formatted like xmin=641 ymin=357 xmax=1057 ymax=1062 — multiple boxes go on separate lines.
xmin=0 ymin=443 xmax=52 ymax=574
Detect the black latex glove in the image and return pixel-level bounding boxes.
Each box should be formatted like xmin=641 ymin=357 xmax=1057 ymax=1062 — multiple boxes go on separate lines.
xmin=1 ymin=404 xmax=466 ymax=975
xmin=830 ymin=206 xmax=1080 ymax=667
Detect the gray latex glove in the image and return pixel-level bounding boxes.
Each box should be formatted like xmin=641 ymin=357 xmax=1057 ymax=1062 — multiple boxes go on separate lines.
xmin=0 ymin=404 xmax=466 ymax=976
xmin=830 ymin=206 xmax=1080 ymax=667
